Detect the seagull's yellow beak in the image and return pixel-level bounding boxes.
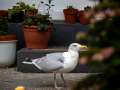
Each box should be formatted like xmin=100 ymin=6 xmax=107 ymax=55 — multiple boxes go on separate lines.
xmin=80 ymin=45 xmax=87 ymax=49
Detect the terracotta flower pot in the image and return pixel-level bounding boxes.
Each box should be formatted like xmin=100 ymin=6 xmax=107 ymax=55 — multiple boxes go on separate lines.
xmin=23 ymin=26 xmax=52 ymax=49
xmin=0 ymin=10 xmax=9 ymax=17
xmin=63 ymin=9 xmax=78 ymax=24
xmin=25 ymin=9 xmax=38 ymax=15
xmin=0 ymin=35 xmax=17 ymax=41
xmin=78 ymin=10 xmax=91 ymax=24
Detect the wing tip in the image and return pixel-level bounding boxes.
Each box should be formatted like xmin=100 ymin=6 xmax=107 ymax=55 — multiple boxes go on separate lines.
xmin=23 ymin=61 xmax=33 ymax=64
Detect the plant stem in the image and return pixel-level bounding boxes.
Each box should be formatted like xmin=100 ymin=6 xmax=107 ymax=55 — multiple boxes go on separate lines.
xmin=38 ymin=1 xmax=41 ymax=9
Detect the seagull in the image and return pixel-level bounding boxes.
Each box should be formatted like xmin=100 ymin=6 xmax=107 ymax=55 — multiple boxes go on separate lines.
xmin=23 ymin=43 xmax=87 ymax=89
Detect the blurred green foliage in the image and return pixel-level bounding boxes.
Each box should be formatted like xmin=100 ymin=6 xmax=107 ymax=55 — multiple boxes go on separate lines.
xmin=25 ymin=4 xmax=36 ymax=11
xmin=8 ymin=1 xmax=25 ymax=15
xmin=73 ymin=0 xmax=120 ymax=90
xmin=0 ymin=17 xmax=9 ymax=35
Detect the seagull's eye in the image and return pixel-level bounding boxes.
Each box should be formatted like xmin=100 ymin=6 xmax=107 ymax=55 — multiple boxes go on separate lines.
xmin=73 ymin=45 xmax=76 ymax=47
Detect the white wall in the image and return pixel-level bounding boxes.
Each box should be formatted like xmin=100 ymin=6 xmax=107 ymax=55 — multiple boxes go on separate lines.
xmin=0 ymin=0 xmax=97 ymax=20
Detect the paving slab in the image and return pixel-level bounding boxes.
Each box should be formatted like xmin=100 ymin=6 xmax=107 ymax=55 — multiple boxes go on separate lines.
xmin=0 ymin=67 xmax=95 ymax=90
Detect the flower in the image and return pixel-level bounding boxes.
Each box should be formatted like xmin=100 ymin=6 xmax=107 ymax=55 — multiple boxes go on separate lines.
xmin=91 ymin=46 xmax=114 ymax=61
xmin=108 ymin=10 xmax=116 ymax=17
xmin=84 ymin=9 xmax=93 ymax=19
xmin=79 ymin=57 xmax=88 ymax=64
xmin=38 ymin=22 xmax=40 ymax=25
xmin=108 ymin=9 xmax=120 ymax=17
xmin=101 ymin=47 xmax=114 ymax=59
xmin=91 ymin=52 xmax=104 ymax=61
xmin=96 ymin=11 xmax=106 ymax=19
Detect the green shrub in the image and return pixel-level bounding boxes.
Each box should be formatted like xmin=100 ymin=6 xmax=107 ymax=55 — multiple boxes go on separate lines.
xmin=0 ymin=17 xmax=9 ymax=35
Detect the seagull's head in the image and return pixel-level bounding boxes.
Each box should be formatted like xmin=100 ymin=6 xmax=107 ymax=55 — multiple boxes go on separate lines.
xmin=69 ymin=43 xmax=87 ymax=52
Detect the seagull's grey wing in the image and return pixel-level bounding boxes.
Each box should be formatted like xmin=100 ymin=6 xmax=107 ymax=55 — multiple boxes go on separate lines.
xmin=46 ymin=52 xmax=65 ymax=62
xmin=33 ymin=53 xmax=65 ymax=72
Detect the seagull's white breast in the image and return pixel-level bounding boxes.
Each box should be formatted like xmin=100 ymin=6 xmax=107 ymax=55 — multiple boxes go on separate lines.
xmin=53 ymin=51 xmax=79 ymax=73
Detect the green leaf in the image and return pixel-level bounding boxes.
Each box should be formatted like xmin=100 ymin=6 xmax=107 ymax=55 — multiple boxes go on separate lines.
xmin=8 ymin=11 xmax=15 ymax=15
xmin=51 ymin=5 xmax=55 ymax=6
xmin=16 ymin=2 xmax=20 ymax=5
xmin=45 ymin=4 xmax=49 ymax=6
xmin=34 ymin=14 xmax=38 ymax=17
xmin=49 ymin=0 xmax=52 ymax=4
xmin=88 ymin=70 xmax=90 ymax=73
xmin=28 ymin=19 xmax=32 ymax=24
xmin=38 ymin=25 xmax=42 ymax=32
xmin=26 ymin=14 xmax=30 ymax=18
xmin=53 ymin=24 xmax=56 ymax=30
xmin=44 ymin=25 xmax=48 ymax=31
xmin=49 ymin=17 xmax=52 ymax=19
xmin=39 ymin=24 xmax=44 ymax=29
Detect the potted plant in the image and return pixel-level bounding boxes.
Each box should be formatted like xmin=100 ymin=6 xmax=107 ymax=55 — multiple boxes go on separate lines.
xmin=63 ymin=5 xmax=78 ymax=24
xmin=25 ymin=4 xmax=38 ymax=15
xmin=0 ymin=10 xmax=9 ymax=17
xmin=20 ymin=0 xmax=55 ymax=49
xmin=8 ymin=1 xmax=25 ymax=23
xmin=25 ymin=1 xmax=44 ymax=15
xmin=21 ymin=14 xmax=55 ymax=49
xmin=0 ymin=17 xmax=17 ymax=67
xmin=78 ymin=6 xmax=91 ymax=24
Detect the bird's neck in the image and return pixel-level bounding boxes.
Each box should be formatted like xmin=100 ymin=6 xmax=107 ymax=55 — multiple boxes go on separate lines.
xmin=68 ymin=50 xmax=79 ymax=57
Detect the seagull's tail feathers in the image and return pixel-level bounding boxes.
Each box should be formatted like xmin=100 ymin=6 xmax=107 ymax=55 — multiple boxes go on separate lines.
xmin=22 ymin=58 xmax=33 ymax=64
xmin=23 ymin=58 xmax=42 ymax=70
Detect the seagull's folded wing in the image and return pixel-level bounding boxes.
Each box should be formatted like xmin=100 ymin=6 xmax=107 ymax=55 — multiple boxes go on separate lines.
xmin=33 ymin=53 xmax=65 ymax=72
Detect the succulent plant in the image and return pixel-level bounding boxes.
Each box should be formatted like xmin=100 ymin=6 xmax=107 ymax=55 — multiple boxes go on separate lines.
xmin=84 ymin=6 xmax=91 ymax=11
xmin=67 ymin=5 xmax=75 ymax=11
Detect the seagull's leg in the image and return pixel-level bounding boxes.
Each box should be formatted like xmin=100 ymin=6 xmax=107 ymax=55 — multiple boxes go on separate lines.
xmin=54 ymin=73 xmax=64 ymax=89
xmin=61 ymin=73 xmax=66 ymax=86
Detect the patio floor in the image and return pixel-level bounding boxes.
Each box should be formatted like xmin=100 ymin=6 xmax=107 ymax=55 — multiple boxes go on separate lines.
xmin=0 ymin=67 xmax=93 ymax=90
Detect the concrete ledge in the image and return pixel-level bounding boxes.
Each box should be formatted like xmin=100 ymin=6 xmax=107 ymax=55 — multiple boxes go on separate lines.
xmin=17 ymin=47 xmax=101 ymax=73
